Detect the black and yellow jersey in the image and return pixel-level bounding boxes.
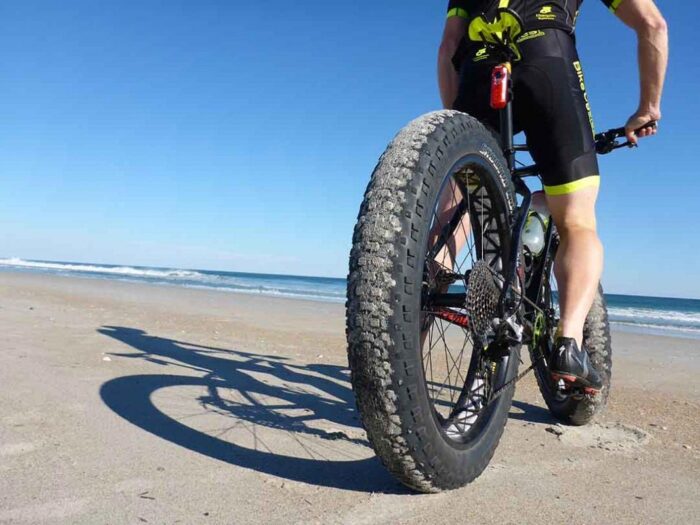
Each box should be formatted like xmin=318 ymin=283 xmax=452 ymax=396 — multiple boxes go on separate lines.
xmin=447 ymin=0 xmax=625 ymax=34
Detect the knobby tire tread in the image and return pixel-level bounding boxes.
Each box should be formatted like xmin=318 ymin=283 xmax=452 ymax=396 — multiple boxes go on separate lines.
xmin=346 ymin=111 xmax=517 ymax=492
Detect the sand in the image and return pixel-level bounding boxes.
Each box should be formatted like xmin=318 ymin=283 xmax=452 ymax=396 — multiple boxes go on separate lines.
xmin=0 ymin=271 xmax=698 ymax=524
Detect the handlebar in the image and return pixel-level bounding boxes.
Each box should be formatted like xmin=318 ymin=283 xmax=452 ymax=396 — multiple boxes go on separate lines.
xmin=594 ymin=121 xmax=657 ymax=155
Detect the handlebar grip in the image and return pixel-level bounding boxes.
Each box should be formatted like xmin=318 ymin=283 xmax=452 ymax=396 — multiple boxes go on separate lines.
xmin=626 ymin=120 xmax=658 ymax=136
xmin=635 ymin=120 xmax=658 ymax=134
xmin=607 ymin=120 xmax=657 ymax=140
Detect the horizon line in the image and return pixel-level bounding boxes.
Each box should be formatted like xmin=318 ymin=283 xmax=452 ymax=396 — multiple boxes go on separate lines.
xmin=1 ymin=256 xmax=698 ymax=302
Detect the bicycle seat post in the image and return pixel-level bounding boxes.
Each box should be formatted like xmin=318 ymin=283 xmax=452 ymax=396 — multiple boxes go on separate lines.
xmin=483 ymin=39 xmax=517 ymax=172
xmin=497 ymin=66 xmax=515 ymax=172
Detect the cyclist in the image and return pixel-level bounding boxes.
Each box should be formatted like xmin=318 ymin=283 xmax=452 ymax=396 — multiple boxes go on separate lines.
xmin=437 ymin=0 xmax=668 ymax=391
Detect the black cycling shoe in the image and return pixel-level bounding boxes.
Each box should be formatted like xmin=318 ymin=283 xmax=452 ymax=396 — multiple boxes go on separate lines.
xmin=549 ymin=337 xmax=603 ymax=394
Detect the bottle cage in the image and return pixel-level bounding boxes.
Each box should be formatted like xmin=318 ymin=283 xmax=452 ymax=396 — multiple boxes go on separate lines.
xmin=468 ymin=8 xmax=524 ymax=61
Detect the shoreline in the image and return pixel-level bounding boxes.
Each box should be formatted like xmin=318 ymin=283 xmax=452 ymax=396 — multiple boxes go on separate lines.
xmin=0 ymin=266 xmax=348 ymax=304
xmin=2 ymin=267 xmax=699 ymax=341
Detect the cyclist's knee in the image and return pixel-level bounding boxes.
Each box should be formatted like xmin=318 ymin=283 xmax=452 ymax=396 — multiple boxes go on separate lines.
xmin=545 ymin=187 xmax=599 ymax=236
xmin=556 ymin=216 xmax=598 ymax=237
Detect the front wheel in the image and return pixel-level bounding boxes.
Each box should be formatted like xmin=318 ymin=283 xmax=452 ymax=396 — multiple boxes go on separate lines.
xmin=346 ymin=111 xmax=519 ymax=492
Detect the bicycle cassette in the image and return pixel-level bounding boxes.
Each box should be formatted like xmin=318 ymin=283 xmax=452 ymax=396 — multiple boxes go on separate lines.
xmin=466 ymin=261 xmax=500 ymax=338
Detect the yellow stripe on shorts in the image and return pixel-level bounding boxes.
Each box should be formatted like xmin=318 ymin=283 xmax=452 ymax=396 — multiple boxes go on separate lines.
xmin=544 ymin=175 xmax=600 ymax=196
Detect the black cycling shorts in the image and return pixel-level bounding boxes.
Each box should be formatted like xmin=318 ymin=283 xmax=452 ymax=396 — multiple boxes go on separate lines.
xmin=453 ymin=29 xmax=600 ymax=196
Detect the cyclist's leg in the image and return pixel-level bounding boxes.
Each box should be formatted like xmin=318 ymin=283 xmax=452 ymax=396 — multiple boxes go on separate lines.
xmin=545 ymin=186 xmax=603 ymax=348
xmin=515 ymin=30 xmax=602 ymax=349
xmin=431 ymin=178 xmax=468 ymax=271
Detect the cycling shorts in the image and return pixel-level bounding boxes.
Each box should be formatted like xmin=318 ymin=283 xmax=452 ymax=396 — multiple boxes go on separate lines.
xmin=453 ymin=29 xmax=600 ymax=196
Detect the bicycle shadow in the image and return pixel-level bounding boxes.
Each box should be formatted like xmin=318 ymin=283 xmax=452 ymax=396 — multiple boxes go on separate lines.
xmin=98 ymin=326 xmax=553 ymax=493
xmin=98 ymin=326 xmax=404 ymax=493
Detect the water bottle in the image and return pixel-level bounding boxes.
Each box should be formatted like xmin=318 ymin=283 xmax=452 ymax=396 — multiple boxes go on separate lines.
xmin=522 ymin=191 xmax=550 ymax=256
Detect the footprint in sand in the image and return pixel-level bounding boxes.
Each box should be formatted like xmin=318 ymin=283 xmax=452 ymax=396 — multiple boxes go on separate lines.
xmin=0 ymin=442 xmax=39 ymax=457
xmin=546 ymin=422 xmax=650 ymax=452
xmin=0 ymin=498 xmax=89 ymax=522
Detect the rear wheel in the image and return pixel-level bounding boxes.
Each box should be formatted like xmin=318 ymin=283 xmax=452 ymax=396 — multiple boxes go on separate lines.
xmin=532 ymin=265 xmax=613 ymax=425
xmin=346 ymin=111 xmax=520 ymax=492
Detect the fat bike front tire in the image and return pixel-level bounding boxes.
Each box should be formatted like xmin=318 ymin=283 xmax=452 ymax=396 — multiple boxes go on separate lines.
xmin=346 ymin=111 xmax=520 ymax=492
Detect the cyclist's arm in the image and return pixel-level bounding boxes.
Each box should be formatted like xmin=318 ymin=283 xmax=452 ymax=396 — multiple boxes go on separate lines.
xmin=614 ymin=0 xmax=668 ymax=143
xmin=438 ymin=15 xmax=467 ymax=109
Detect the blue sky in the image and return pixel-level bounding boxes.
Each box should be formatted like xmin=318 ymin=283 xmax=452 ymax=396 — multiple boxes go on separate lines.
xmin=0 ymin=1 xmax=697 ymax=298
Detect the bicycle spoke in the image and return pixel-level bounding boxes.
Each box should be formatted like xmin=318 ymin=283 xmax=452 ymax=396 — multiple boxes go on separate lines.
xmin=430 ymin=319 xmax=468 ymax=405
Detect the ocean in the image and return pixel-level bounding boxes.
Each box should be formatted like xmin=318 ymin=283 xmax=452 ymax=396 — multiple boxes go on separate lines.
xmin=2 ymin=258 xmax=699 ymax=340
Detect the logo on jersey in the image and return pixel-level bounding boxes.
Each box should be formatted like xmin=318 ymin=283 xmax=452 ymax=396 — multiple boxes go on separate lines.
xmin=537 ymin=5 xmax=557 ymax=21
xmin=516 ymin=30 xmax=546 ymax=43
xmin=473 ymin=47 xmax=490 ymax=62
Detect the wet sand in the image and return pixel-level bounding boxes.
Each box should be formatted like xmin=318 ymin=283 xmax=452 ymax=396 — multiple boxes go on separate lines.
xmin=0 ymin=272 xmax=698 ymax=524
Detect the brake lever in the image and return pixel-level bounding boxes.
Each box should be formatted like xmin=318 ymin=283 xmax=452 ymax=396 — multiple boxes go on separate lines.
xmin=595 ymin=121 xmax=658 ymax=154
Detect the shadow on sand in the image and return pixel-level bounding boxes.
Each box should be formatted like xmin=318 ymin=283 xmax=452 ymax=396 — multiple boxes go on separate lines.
xmin=98 ymin=326 xmax=554 ymax=493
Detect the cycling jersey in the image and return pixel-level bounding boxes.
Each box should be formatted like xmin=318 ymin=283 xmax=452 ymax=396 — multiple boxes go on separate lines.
xmin=447 ymin=0 xmax=625 ymax=34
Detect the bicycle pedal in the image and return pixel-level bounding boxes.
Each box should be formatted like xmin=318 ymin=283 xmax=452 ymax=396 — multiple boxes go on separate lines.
xmin=551 ymin=372 xmax=576 ymax=383
xmin=551 ymin=373 xmax=600 ymax=396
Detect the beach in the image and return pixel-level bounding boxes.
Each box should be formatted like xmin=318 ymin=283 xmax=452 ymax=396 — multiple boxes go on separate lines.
xmin=0 ymin=271 xmax=698 ymax=524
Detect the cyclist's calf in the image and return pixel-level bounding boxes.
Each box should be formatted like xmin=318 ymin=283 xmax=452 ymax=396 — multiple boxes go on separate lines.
xmin=545 ymin=187 xmax=603 ymax=347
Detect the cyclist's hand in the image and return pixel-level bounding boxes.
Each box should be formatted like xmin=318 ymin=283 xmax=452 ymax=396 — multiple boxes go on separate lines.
xmin=625 ymin=109 xmax=660 ymax=144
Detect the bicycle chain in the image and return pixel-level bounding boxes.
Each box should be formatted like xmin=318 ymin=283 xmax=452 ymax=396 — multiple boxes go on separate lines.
xmin=486 ymin=352 xmax=545 ymax=406
xmin=473 ymin=263 xmax=547 ymax=406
